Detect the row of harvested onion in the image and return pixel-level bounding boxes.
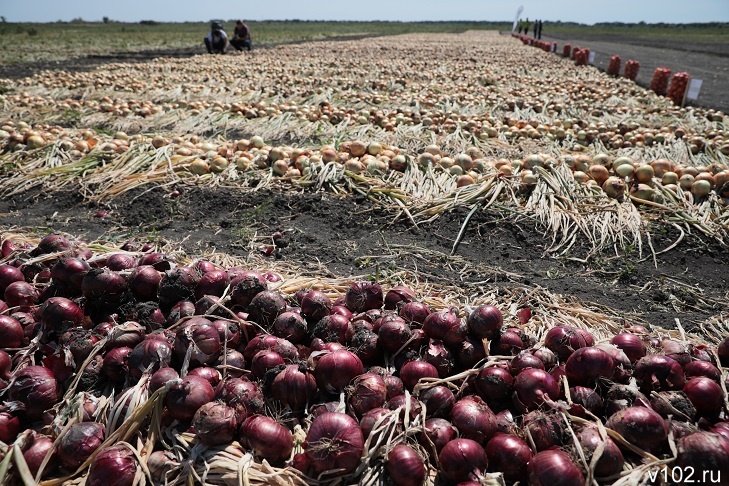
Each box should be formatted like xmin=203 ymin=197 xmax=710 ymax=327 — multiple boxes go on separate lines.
xmin=0 ymin=232 xmax=727 ymax=484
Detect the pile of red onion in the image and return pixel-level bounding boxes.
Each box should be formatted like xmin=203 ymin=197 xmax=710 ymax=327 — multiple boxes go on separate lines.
xmin=0 ymin=232 xmax=727 ymax=485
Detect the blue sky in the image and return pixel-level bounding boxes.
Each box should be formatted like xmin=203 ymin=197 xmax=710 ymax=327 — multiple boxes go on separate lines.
xmin=2 ymin=0 xmax=728 ymax=24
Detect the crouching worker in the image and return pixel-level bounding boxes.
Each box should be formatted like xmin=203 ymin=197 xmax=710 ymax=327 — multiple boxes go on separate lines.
xmin=231 ymin=20 xmax=252 ymax=51
xmin=204 ymin=22 xmax=228 ymax=54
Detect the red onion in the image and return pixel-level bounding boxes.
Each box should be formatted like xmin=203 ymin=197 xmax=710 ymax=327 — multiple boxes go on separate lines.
xmin=456 ymin=336 xmax=488 ymax=370
xmin=147 ymin=450 xmax=177 ymax=482
xmin=0 ymin=264 xmax=24 ymax=292
xmin=240 ymin=415 xmax=293 ymax=464
xmin=685 ymin=360 xmax=721 ymax=382
xmin=634 ymin=354 xmax=685 ymax=392
xmin=217 ymin=377 xmax=263 ymax=422
xmin=489 ymin=329 xmax=524 ymax=355
xmin=683 ymin=377 xmax=724 ymax=419
xmin=360 ymin=407 xmax=396 ymax=440
xmin=650 ymin=391 xmax=696 ymax=422
xmin=137 ymin=252 xmax=171 ymax=271
xmin=385 ymin=374 xmax=405 ymax=400
xmin=350 ymin=328 xmax=380 ymax=363
xmin=400 ymin=360 xmax=439 ymax=391
xmin=718 ymin=337 xmax=729 ymax=367
xmin=331 ymin=304 xmax=354 ymax=321
xmin=229 ymin=271 xmax=267 ymax=308
xmin=423 ymin=307 xmax=464 ymax=347
xmin=4 ymin=280 xmax=40 ymax=307
xmin=606 ymin=406 xmax=668 ymax=453
xmin=466 ymin=305 xmax=503 ymax=339
xmin=300 ymin=290 xmax=332 ymax=322
xmin=0 ymin=412 xmax=20 ymax=443
xmin=0 ymin=349 xmax=11 ymax=380
xmin=710 ymin=421 xmax=729 ymax=441
xmin=513 ymin=368 xmax=559 ymax=412
xmin=313 ymin=313 xmax=354 ymax=345
xmin=377 ymin=316 xmax=412 ymax=354
xmin=604 ymin=383 xmax=650 ymax=416
xmin=105 ymin=253 xmax=137 ymax=271
xmin=474 ymin=364 xmax=513 ymax=402
xmin=564 ymin=346 xmax=614 ymax=386
xmin=157 ymin=266 xmax=199 ymax=309
xmin=527 ymin=449 xmax=584 ymax=486
xmin=510 ymin=350 xmax=545 ymax=375
xmin=128 ymin=338 xmax=172 ymax=379
xmin=676 ymin=431 xmax=729 ymax=473
xmin=128 ymin=266 xmax=162 ymax=302
xmin=450 ymin=395 xmax=496 ymax=444
xmin=246 ymin=290 xmax=287 ymax=327
xmin=544 ymin=325 xmax=588 ymax=360
xmin=304 ymin=412 xmax=364 ymax=474
xmin=272 ymin=311 xmax=308 ymax=343
xmin=194 ymin=269 xmax=229 ymax=300
xmin=87 ymin=444 xmax=138 ymax=486
xmin=532 ymin=346 xmax=557 ymax=370
xmin=315 ymin=349 xmax=364 ymax=394
xmin=661 ymin=338 xmax=691 ymax=367
xmin=174 ymin=318 xmax=221 ymax=366
xmin=386 ymin=444 xmax=426 ymax=486
xmin=102 ymin=346 xmax=132 ymax=382
xmin=149 ymin=367 xmax=179 ymax=393
xmin=34 ymin=234 xmax=73 ymax=255
xmin=194 ymin=293 xmax=226 ymax=317
xmin=399 ymin=301 xmax=431 ymax=326
xmin=187 ymin=366 xmax=221 ymax=387
xmin=484 ymin=433 xmax=532 ymax=483
xmin=216 ymin=348 xmax=246 ymax=377
xmin=0 ymin=314 xmax=24 ymax=348
xmin=9 ymin=365 xmax=61 ymax=420
xmin=577 ymin=425 xmax=624 ymax=477
xmin=165 ymin=375 xmax=215 ymax=421
xmin=610 ymin=332 xmax=647 ymax=363
xmin=345 ymin=281 xmax=383 ymax=312
xmin=348 ymin=372 xmax=387 ymax=417
xmin=310 ymin=337 xmax=344 ymax=354
xmin=243 ymin=334 xmax=298 ymax=362
xmin=165 ymin=300 xmax=195 ymax=326
xmin=384 ymin=286 xmax=416 ymax=310
xmin=420 ymin=385 xmax=455 ymax=418
xmin=250 ymin=349 xmax=285 ymax=379
xmin=82 ymin=268 xmax=127 ymax=302
xmin=193 ymin=401 xmax=237 ymax=445
xmin=22 ymin=432 xmax=57 ymax=477
xmin=106 ymin=321 xmax=146 ymax=349
xmin=438 ymin=438 xmax=488 ymax=483
xmin=523 ymin=410 xmax=566 ymax=451
xmin=58 ymin=422 xmax=105 ymax=471
xmin=420 ymin=417 xmax=458 ymax=455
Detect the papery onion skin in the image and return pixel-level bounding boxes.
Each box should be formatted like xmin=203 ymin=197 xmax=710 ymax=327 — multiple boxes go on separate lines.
xmin=523 ymin=410 xmax=566 ymax=451
xmin=450 ymin=395 xmax=496 ymax=445
xmin=676 ymin=431 xmax=729 ymax=472
xmin=58 ymin=422 xmax=106 ymax=471
xmin=438 ymin=438 xmax=489 ymax=483
xmin=386 ymin=444 xmax=426 ymax=486
xmin=9 ymin=365 xmax=61 ymax=420
xmin=348 ymin=372 xmax=387 ymax=417
xmin=527 ymin=449 xmax=585 ymax=486
xmin=304 ymin=412 xmax=364 ymax=475
xmin=345 ymin=281 xmax=383 ymax=313
xmin=606 ymin=406 xmax=668 ymax=453
xmin=634 ymin=355 xmax=685 ymax=393
xmin=577 ymin=425 xmax=624 ymax=477
xmin=22 ymin=432 xmax=58 ymax=478
xmin=610 ymin=332 xmax=646 ymax=363
xmin=87 ymin=444 xmax=139 ymax=486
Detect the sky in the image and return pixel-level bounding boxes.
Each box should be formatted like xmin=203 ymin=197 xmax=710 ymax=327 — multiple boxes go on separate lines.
xmin=1 ymin=0 xmax=728 ymax=24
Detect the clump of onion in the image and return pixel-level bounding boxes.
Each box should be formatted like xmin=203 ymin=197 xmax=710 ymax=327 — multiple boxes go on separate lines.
xmin=304 ymin=412 xmax=364 ymax=475
xmin=57 ymin=422 xmax=105 ymax=471
xmin=315 ymin=349 xmax=363 ymax=394
xmin=438 ymin=438 xmax=488 ymax=483
xmin=9 ymin=365 xmax=61 ymax=420
xmin=606 ymin=406 xmax=667 ymax=453
xmin=313 ymin=313 xmax=354 ymax=345
xmin=386 ymin=444 xmax=426 ymax=486
xmin=87 ymin=444 xmax=139 ymax=486
xmin=650 ymin=390 xmax=696 ymax=421
xmin=527 ymin=449 xmax=584 ymax=486
xmin=345 ymin=281 xmax=383 ymax=312
xmin=484 ymin=433 xmax=532 ymax=483
xmin=229 ymin=271 xmax=267 ymax=308
xmin=193 ymin=401 xmax=238 ymax=445
xmin=569 ymin=386 xmax=604 ymax=417
xmin=243 ymin=334 xmax=299 ymax=363
xmin=165 ymin=375 xmax=215 ymax=421
xmin=466 ymin=305 xmax=503 ymax=339
xmin=157 ymin=267 xmax=199 ymax=309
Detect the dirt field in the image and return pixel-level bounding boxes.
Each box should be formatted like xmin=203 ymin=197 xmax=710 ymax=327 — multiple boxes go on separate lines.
xmin=0 ymin=32 xmax=727 ymax=334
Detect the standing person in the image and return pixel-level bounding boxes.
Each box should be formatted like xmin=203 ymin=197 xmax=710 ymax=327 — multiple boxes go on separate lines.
xmin=523 ymin=18 xmax=531 ymax=37
xmin=537 ymin=20 xmax=544 ymax=39
xmin=533 ymin=19 xmax=539 ymax=38
xmin=517 ymin=19 xmax=523 ymax=34
xmin=204 ymin=22 xmax=228 ymax=54
xmin=231 ymin=20 xmax=252 ymax=51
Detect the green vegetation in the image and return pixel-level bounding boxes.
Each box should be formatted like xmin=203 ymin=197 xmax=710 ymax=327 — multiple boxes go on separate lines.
xmin=0 ymin=20 xmax=725 ymax=66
